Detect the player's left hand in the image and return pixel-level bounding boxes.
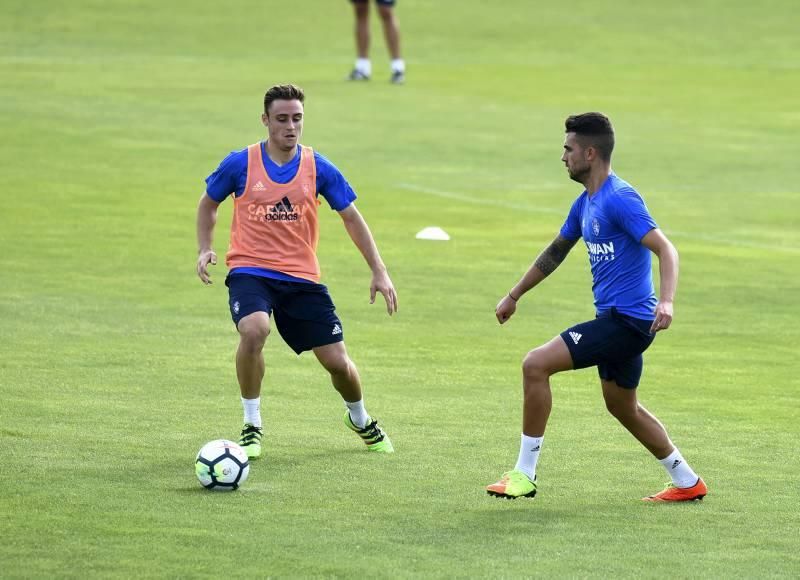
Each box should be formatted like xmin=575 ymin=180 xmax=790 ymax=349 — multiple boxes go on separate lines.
xmin=370 ymin=270 xmax=398 ymax=316
xmin=650 ymin=300 xmax=673 ymax=333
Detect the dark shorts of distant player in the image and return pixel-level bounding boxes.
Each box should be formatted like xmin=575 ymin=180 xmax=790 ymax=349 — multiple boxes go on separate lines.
xmin=560 ymin=308 xmax=656 ymax=389
xmin=351 ymin=0 xmax=396 ymax=6
xmin=226 ymin=274 xmax=344 ymax=355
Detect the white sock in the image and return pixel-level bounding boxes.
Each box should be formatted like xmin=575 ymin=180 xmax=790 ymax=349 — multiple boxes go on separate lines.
xmin=659 ymin=448 xmax=699 ymax=488
xmin=355 ymin=58 xmax=371 ymax=76
xmin=391 ymin=58 xmax=405 ymax=73
xmin=241 ymin=397 xmax=262 ymax=428
xmin=513 ymin=434 xmax=543 ymax=481
xmin=345 ymin=399 xmax=369 ymax=429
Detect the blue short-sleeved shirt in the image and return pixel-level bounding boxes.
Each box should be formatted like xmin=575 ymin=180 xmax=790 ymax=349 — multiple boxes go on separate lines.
xmin=204 ymin=142 xmax=357 ymax=283
xmin=560 ymin=173 xmax=658 ymax=320
xmin=205 ymin=142 xmax=356 ymax=209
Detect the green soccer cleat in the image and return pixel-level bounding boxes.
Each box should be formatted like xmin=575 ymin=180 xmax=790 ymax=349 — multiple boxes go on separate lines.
xmin=343 ymin=411 xmax=394 ymax=453
xmin=486 ymin=469 xmax=537 ymax=499
xmin=238 ymin=423 xmax=263 ymax=459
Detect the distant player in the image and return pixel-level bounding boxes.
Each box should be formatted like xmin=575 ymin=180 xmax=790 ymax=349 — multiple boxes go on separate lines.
xmin=347 ymin=0 xmax=406 ymax=84
xmin=486 ymin=113 xmax=706 ymax=502
xmin=196 ymin=84 xmax=398 ymax=458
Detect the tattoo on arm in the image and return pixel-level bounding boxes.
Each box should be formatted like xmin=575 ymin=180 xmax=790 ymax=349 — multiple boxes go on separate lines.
xmin=534 ymin=235 xmax=577 ymax=276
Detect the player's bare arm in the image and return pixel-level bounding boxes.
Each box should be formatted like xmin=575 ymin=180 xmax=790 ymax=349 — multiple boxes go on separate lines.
xmin=196 ymin=194 xmax=221 ymax=284
xmin=338 ymin=204 xmax=398 ymax=315
xmin=641 ymin=228 xmax=679 ymax=333
xmin=496 ymin=235 xmax=578 ymax=324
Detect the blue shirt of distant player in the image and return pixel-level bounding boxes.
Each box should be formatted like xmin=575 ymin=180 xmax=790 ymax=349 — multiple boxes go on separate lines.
xmin=560 ymin=173 xmax=658 ymax=320
xmin=205 ymin=142 xmax=357 ymax=283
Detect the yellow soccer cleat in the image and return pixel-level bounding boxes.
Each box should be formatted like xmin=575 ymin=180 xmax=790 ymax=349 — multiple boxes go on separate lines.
xmin=343 ymin=411 xmax=394 ymax=453
xmin=237 ymin=423 xmax=263 ymax=459
xmin=486 ymin=470 xmax=537 ymax=499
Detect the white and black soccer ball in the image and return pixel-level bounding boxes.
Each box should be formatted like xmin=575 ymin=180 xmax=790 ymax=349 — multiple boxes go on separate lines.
xmin=195 ymin=439 xmax=250 ymax=491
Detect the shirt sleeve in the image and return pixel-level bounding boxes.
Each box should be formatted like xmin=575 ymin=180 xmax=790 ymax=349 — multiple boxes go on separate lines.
xmin=205 ymin=149 xmax=248 ymax=202
xmin=314 ymin=151 xmax=357 ymax=211
xmin=610 ymin=188 xmax=658 ymax=242
xmin=559 ymin=195 xmax=584 ymax=240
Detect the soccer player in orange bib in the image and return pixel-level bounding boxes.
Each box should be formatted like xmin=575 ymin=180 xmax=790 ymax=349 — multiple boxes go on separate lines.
xmin=196 ymin=84 xmax=397 ymax=458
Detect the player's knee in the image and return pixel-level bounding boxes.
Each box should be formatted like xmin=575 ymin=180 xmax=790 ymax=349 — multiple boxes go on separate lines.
xmin=238 ymin=321 xmax=269 ymax=351
xmin=604 ymin=395 xmax=636 ymax=420
xmin=320 ymin=352 xmax=352 ymax=377
xmin=522 ymin=350 xmax=549 ymax=381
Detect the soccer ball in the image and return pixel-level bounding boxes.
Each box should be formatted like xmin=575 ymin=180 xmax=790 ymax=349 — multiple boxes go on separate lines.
xmin=195 ymin=439 xmax=250 ymax=491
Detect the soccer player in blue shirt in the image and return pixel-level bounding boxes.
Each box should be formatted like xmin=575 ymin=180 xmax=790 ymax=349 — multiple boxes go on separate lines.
xmin=486 ymin=113 xmax=707 ymax=502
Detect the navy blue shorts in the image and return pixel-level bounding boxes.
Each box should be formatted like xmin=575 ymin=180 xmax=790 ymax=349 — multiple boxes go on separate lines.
xmin=352 ymin=0 xmax=396 ymax=6
xmin=560 ymin=308 xmax=655 ymax=389
xmin=226 ymin=274 xmax=344 ymax=355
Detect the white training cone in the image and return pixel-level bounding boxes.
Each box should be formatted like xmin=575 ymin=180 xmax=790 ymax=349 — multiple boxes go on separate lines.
xmin=415 ymin=227 xmax=450 ymax=241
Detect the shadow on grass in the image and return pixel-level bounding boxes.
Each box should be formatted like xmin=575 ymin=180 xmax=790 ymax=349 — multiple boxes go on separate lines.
xmin=0 ymin=429 xmax=26 ymax=438
xmin=297 ymin=447 xmax=389 ymax=459
xmin=458 ymin=494 xmax=709 ymax=536
xmin=172 ymin=482 xmax=275 ymax=495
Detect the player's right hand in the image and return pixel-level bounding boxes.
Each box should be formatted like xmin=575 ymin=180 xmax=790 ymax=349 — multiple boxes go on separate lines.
xmin=197 ymin=250 xmax=217 ymax=284
xmin=495 ymin=295 xmax=517 ymax=324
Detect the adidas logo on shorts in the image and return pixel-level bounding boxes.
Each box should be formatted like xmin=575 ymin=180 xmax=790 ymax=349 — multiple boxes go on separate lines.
xmin=569 ymin=331 xmax=582 ymax=344
xmin=332 ymin=324 xmax=342 ymax=336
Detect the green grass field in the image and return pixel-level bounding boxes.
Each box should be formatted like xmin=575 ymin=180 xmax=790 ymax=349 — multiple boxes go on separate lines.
xmin=2 ymin=0 xmax=799 ymax=577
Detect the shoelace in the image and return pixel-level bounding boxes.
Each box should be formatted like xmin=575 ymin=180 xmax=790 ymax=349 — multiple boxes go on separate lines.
xmin=240 ymin=425 xmax=262 ymax=442
xmin=359 ymin=419 xmax=385 ymax=442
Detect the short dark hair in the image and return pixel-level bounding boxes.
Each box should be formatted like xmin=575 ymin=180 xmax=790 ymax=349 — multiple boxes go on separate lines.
xmin=263 ymin=84 xmax=305 ymax=115
xmin=565 ymin=112 xmax=614 ymax=161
